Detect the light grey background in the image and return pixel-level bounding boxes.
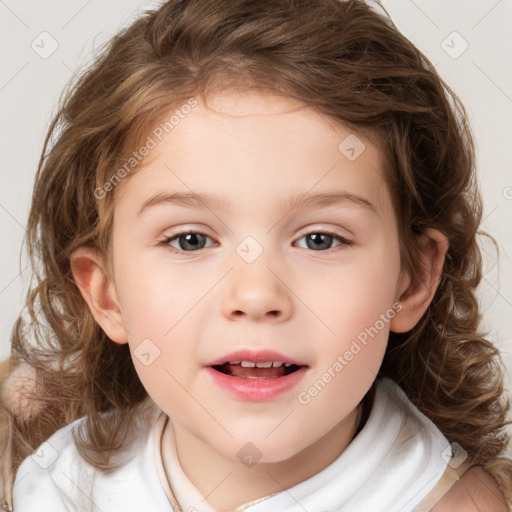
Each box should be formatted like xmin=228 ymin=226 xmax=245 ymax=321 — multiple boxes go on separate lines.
xmin=1 ymin=1 xmax=511 ymax=452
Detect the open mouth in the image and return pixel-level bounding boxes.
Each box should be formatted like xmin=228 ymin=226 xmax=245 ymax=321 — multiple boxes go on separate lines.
xmin=211 ymin=361 xmax=303 ymax=379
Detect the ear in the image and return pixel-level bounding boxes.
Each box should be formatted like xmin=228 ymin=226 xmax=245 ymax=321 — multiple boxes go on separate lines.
xmin=70 ymin=247 xmax=128 ymax=344
xmin=390 ymin=228 xmax=449 ymax=333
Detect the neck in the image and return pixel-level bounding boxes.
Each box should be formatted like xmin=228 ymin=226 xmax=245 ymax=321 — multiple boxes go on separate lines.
xmin=170 ymin=406 xmax=361 ymax=512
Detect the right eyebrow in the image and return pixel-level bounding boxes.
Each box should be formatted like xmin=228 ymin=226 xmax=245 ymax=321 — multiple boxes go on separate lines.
xmin=137 ymin=192 xmax=230 ymax=217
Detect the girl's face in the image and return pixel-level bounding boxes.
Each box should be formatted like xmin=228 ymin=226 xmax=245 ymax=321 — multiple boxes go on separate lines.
xmin=108 ymin=91 xmax=409 ymax=463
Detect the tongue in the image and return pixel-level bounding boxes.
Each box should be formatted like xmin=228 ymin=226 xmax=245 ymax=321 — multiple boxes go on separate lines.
xmin=224 ymin=363 xmax=288 ymax=379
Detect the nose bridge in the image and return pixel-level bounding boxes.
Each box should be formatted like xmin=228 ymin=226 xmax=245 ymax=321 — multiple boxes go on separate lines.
xmin=221 ymin=234 xmax=292 ymax=321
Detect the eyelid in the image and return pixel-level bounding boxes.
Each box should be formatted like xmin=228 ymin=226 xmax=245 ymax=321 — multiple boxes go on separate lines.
xmin=294 ymin=229 xmax=353 ymax=251
xmin=295 ymin=225 xmax=353 ymax=243
xmin=158 ymin=229 xmax=217 ymax=251
xmin=159 ymin=226 xmax=353 ymax=242
xmin=159 ymin=226 xmax=353 ymax=254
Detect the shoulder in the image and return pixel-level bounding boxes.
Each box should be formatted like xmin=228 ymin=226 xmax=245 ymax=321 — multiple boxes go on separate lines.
xmin=432 ymin=466 xmax=507 ymax=512
xmin=16 ymin=416 xmax=82 ymax=477
xmin=13 ymin=405 xmax=162 ymax=511
xmin=13 ymin=418 xmax=86 ymax=511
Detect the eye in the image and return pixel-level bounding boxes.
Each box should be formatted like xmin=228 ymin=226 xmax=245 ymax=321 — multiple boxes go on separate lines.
xmin=159 ymin=231 xmax=215 ymax=252
xmin=159 ymin=229 xmax=352 ymax=253
xmin=295 ymin=231 xmax=352 ymax=251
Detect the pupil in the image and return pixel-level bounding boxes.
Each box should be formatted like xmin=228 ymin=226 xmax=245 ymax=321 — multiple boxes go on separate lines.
xmin=308 ymin=233 xmax=332 ymax=250
xmin=181 ymin=233 xmax=204 ymax=250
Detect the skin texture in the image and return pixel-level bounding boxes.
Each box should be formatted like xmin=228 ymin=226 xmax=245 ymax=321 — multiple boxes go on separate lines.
xmin=433 ymin=467 xmax=507 ymax=512
xmin=71 ymin=90 xmax=450 ymax=511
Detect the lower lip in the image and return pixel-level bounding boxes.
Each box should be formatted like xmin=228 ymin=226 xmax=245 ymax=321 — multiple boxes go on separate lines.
xmin=205 ymin=366 xmax=308 ymax=401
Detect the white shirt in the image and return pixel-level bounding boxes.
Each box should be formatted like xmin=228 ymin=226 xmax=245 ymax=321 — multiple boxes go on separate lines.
xmin=13 ymin=378 xmax=452 ymax=512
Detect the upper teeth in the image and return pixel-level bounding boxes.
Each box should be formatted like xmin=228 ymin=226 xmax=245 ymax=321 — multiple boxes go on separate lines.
xmin=231 ymin=361 xmax=293 ymax=368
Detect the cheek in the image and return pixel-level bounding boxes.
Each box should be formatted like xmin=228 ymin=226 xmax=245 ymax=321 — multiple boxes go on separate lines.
xmin=127 ymin=328 xmax=197 ymax=416
xmin=298 ymin=247 xmax=400 ymax=405
xmin=305 ymin=249 xmax=401 ymax=334
xmin=112 ymin=257 xmax=186 ymax=336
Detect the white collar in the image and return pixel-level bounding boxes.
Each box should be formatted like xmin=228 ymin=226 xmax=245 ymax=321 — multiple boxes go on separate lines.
xmin=154 ymin=378 xmax=450 ymax=512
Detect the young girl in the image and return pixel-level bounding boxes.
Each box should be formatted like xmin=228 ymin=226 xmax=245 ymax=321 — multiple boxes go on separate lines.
xmin=1 ymin=0 xmax=511 ymax=510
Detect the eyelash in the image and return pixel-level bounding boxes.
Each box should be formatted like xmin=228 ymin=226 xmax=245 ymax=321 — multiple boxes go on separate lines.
xmin=158 ymin=229 xmax=353 ymax=254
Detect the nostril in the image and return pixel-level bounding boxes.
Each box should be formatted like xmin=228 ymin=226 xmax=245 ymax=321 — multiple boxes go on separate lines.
xmin=230 ymin=310 xmax=280 ymax=318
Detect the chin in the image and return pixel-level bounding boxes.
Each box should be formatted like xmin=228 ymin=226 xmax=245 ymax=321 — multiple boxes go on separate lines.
xmin=223 ymin=435 xmax=310 ymax=466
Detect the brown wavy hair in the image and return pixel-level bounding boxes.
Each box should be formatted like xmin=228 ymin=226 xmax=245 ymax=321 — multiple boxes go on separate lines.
xmin=2 ymin=0 xmax=511 ymax=508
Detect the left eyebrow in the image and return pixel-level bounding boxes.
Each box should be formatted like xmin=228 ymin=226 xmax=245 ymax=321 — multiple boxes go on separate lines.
xmin=282 ymin=191 xmax=377 ymax=215
xmin=136 ymin=190 xmax=377 ymax=217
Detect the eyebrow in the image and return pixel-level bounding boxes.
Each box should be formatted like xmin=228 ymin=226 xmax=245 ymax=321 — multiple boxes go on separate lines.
xmin=136 ymin=190 xmax=377 ymax=217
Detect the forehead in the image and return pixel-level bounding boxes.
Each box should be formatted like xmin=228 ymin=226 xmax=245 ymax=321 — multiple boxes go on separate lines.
xmin=114 ymin=90 xmax=393 ymax=221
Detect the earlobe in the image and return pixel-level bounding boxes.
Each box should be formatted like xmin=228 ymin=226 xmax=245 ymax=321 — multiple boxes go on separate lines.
xmin=70 ymin=247 xmax=128 ymax=344
xmin=390 ymin=228 xmax=449 ymax=334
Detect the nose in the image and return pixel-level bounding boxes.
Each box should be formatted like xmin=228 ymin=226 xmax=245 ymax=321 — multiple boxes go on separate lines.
xmin=221 ymin=257 xmax=293 ymax=323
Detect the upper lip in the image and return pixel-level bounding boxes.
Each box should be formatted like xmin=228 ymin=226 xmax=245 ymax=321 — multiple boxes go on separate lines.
xmin=204 ymin=349 xmax=307 ymax=367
